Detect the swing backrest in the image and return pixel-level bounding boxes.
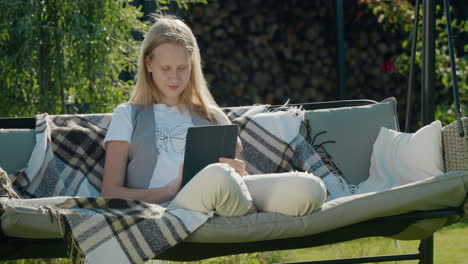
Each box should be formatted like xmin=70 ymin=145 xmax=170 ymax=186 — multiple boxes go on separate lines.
xmin=301 ymin=98 xmax=398 ymax=185
xmin=0 ymin=98 xmax=399 ymax=187
xmin=0 ymin=129 xmax=35 ymax=174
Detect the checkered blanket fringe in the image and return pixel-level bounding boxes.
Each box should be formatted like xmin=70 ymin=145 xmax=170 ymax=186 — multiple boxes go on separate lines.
xmin=7 ymin=113 xmax=207 ymax=264
xmin=301 ymin=119 xmax=344 ymax=177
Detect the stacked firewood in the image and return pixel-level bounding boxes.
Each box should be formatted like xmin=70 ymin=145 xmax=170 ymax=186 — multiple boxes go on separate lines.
xmin=182 ymin=0 xmax=409 ymax=107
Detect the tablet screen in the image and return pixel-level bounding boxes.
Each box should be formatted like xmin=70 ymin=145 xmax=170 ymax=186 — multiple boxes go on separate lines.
xmin=181 ymin=125 xmax=238 ymax=188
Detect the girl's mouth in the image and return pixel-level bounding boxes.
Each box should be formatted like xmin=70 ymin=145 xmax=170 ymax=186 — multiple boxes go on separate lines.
xmin=168 ymin=85 xmax=179 ymax=90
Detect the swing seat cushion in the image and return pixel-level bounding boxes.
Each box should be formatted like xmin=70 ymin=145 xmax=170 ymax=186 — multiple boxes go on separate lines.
xmin=2 ymin=170 xmax=466 ymax=242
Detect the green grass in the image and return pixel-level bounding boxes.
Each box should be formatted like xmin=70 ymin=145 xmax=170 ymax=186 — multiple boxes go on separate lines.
xmin=1 ymin=220 xmax=467 ymax=264
xmin=0 ymin=260 xmax=70 ymax=264
xmin=284 ymin=220 xmax=468 ymax=264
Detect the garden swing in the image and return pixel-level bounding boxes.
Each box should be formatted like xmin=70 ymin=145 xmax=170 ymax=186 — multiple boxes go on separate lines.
xmin=0 ymin=0 xmax=466 ymax=263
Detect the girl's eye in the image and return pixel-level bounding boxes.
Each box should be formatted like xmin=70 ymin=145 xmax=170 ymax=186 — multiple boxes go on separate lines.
xmin=179 ymin=66 xmax=186 ymax=70
xmin=161 ymin=67 xmax=170 ymax=71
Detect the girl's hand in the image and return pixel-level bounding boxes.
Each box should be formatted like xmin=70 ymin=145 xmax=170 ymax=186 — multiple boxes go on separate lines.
xmin=168 ymin=163 xmax=184 ymax=198
xmin=219 ymin=158 xmax=249 ymax=176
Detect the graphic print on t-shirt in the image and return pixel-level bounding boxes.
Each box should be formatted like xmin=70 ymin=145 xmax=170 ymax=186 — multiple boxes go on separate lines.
xmin=155 ymin=122 xmax=192 ymax=154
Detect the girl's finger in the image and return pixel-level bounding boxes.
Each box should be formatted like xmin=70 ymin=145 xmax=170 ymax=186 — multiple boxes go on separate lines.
xmin=219 ymin=158 xmax=239 ymax=169
xmin=219 ymin=157 xmax=244 ymax=166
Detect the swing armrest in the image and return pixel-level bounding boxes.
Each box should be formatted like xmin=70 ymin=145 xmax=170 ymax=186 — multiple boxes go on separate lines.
xmin=441 ymin=117 xmax=468 ymax=173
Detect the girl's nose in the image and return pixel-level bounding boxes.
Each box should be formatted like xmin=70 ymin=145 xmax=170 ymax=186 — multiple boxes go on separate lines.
xmin=169 ymin=70 xmax=181 ymax=82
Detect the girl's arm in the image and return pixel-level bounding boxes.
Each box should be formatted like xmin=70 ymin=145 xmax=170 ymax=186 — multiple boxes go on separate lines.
xmin=101 ymin=141 xmax=181 ymax=204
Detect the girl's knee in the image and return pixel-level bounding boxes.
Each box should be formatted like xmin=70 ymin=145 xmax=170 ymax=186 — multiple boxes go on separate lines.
xmin=299 ymin=172 xmax=327 ymax=199
xmin=196 ymin=163 xmax=252 ymax=216
xmin=197 ymin=163 xmax=238 ymax=186
xmin=288 ymin=172 xmax=327 ymax=216
xmin=195 ymin=163 xmax=249 ymax=198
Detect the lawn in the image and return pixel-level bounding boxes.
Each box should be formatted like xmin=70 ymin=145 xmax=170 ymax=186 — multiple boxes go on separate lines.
xmin=284 ymin=220 xmax=468 ymax=264
xmin=1 ymin=220 xmax=467 ymax=264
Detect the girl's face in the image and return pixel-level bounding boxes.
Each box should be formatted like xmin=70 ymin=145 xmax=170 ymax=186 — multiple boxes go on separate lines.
xmin=146 ymin=42 xmax=191 ymax=106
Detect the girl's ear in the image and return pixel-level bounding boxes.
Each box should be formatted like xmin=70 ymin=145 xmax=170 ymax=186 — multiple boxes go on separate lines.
xmin=145 ymin=55 xmax=152 ymax=73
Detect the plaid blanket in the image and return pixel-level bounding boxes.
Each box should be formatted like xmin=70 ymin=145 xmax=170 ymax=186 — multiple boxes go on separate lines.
xmin=11 ymin=113 xmax=112 ymax=197
xmin=55 ymin=197 xmax=204 ymax=264
xmin=9 ymin=113 xmax=209 ymax=264
xmin=224 ymin=105 xmax=351 ymax=200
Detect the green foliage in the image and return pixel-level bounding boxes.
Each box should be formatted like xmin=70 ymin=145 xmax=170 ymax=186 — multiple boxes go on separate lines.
xmin=0 ymin=259 xmax=70 ymax=264
xmin=0 ymin=0 xmax=148 ymax=116
xmin=360 ymin=0 xmax=468 ymax=125
xmin=158 ymin=0 xmax=208 ymax=10
xmin=178 ymin=251 xmax=289 ymax=264
xmin=359 ymin=0 xmax=414 ymax=32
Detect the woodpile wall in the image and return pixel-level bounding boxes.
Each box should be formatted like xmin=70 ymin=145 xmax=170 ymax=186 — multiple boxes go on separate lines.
xmin=181 ymin=0 xmax=411 ymax=109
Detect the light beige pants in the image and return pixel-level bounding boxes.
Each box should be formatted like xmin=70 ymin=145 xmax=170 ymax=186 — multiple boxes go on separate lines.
xmin=169 ymin=163 xmax=327 ymax=217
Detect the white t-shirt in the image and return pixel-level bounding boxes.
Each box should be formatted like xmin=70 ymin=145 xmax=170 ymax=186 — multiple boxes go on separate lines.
xmin=104 ymin=103 xmax=228 ymax=189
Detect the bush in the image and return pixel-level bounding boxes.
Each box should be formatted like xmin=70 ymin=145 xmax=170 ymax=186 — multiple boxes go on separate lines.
xmin=360 ymin=0 xmax=467 ymax=126
xmin=0 ymin=0 xmax=147 ymax=116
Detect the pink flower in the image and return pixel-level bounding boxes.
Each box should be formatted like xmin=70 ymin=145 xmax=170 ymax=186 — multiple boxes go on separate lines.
xmin=380 ymin=60 xmax=396 ymax=73
xmin=287 ymin=22 xmax=305 ymax=33
xmin=354 ymin=10 xmax=365 ymax=23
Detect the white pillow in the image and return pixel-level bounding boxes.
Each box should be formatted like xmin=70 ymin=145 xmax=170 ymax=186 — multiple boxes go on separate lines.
xmin=355 ymin=121 xmax=443 ymax=194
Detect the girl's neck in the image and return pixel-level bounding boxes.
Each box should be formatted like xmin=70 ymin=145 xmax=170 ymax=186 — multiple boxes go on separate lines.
xmin=155 ymin=103 xmax=188 ymax=113
xmin=158 ymin=99 xmax=179 ymax=107
xmin=158 ymin=102 xmax=179 ymax=107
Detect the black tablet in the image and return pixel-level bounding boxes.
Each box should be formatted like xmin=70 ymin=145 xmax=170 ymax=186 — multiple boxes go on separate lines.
xmin=181 ymin=124 xmax=238 ymax=188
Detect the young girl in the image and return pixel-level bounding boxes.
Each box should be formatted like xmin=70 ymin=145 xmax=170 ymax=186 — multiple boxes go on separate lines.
xmin=101 ymin=14 xmax=327 ymax=217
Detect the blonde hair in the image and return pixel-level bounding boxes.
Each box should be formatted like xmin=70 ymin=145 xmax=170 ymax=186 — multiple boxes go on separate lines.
xmin=129 ymin=14 xmax=228 ymax=124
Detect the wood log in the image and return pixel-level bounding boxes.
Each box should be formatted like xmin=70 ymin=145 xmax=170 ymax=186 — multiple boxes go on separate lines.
xmin=184 ymin=0 xmax=408 ymax=106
